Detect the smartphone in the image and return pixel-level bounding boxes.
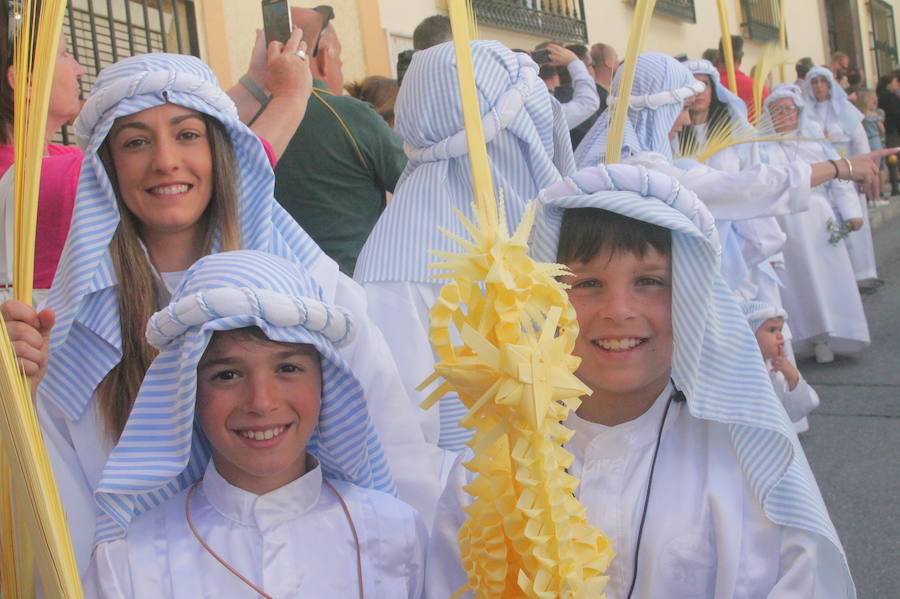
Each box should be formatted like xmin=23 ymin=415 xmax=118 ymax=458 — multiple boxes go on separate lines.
xmin=262 ymin=0 xmax=292 ymax=45
xmin=531 ymin=49 xmax=551 ymax=65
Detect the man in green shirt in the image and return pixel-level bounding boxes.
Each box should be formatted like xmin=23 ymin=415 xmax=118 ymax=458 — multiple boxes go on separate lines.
xmin=274 ymin=7 xmax=406 ymax=274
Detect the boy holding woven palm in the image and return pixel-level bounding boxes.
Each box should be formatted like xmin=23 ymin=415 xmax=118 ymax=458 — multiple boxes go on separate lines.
xmin=426 ymin=164 xmax=854 ymax=599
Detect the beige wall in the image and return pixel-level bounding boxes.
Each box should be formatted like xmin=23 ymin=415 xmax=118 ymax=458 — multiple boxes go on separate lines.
xmin=196 ymin=0 xmax=369 ymax=90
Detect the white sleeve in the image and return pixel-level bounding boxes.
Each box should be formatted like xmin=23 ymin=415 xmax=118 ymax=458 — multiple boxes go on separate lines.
xmin=774 ymin=375 xmax=821 ymax=423
xmin=36 ymin=397 xmax=98 ymax=574
xmin=332 ymin=274 xmax=445 ymax=528
xmin=848 ymin=122 xmax=871 ymax=157
xmin=560 ymin=60 xmax=600 ymax=129
xmin=407 ymin=511 xmax=430 ymax=599
xmin=627 ymin=152 xmax=814 ymax=221
xmin=81 ymin=541 xmax=134 ymax=599
xmin=824 ymin=179 xmax=863 ymax=220
xmin=767 ymin=527 xmax=855 ymax=598
xmin=425 ymin=453 xmax=474 ymax=599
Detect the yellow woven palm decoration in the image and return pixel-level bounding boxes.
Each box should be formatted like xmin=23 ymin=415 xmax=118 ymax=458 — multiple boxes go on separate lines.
xmin=0 ymin=1 xmax=84 ymax=597
xmin=418 ymin=2 xmax=615 ymax=597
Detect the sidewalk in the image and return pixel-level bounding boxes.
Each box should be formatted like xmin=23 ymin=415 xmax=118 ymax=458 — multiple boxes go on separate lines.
xmin=869 ymin=195 xmax=900 ymax=229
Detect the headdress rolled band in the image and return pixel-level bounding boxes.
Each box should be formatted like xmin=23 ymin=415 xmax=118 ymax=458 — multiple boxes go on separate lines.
xmin=403 ymin=53 xmax=538 ymax=163
xmin=607 ymin=79 xmax=706 ymax=111
xmin=147 ymin=287 xmax=356 ymax=349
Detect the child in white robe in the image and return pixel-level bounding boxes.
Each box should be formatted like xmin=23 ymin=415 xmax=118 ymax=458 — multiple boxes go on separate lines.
xmin=83 ymin=250 xmax=426 ymax=599
xmin=426 ymin=165 xmax=855 ymax=598
xmin=743 ymin=300 xmax=820 ymax=434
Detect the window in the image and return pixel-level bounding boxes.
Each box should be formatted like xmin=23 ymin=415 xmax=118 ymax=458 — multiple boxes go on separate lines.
xmin=471 ymin=0 xmax=588 ymax=43
xmin=654 ymin=0 xmax=696 ymax=23
xmin=740 ymin=0 xmax=780 ymax=42
xmin=58 ymin=0 xmax=199 ymax=144
xmin=871 ymin=0 xmax=898 ymax=77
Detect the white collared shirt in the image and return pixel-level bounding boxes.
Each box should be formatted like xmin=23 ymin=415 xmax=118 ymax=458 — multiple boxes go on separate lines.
xmin=84 ymin=461 xmax=427 ymax=598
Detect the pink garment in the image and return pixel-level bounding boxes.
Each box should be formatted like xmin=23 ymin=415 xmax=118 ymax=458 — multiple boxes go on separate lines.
xmin=0 ymin=144 xmax=83 ymax=289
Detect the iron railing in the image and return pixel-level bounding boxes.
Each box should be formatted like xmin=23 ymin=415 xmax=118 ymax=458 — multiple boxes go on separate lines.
xmin=57 ymin=0 xmax=199 ymax=144
xmin=740 ymin=0 xmax=780 ymax=42
xmin=472 ymin=0 xmax=587 ymax=44
xmin=871 ymin=0 xmax=898 ymax=76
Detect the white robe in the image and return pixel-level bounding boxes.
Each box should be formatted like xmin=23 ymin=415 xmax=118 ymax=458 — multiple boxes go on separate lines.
xmin=769 ymin=368 xmax=820 ymax=434
xmin=810 ymin=101 xmax=878 ymax=281
xmin=37 ymin=271 xmax=446 ymax=572
xmin=426 ymin=384 xmax=852 ymax=599
xmin=765 ymin=140 xmax=870 ymax=356
xmin=83 ymin=461 xmax=427 ymax=599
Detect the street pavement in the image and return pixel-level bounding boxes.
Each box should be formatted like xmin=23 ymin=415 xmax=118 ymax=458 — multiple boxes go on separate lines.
xmin=798 ymin=208 xmax=900 ymax=598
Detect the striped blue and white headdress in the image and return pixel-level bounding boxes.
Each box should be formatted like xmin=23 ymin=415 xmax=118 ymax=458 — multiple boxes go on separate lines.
xmin=801 ymin=66 xmax=864 ymax=137
xmin=354 ymin=40 xmax=574 ymax=284
xmin=93 ymin=250 xmax=395 ymax=542
xmin=574 ymin=52 xmax=705 ymax=168
xmin=40 ymin=53 xmax=328 ymax=421
xmin=531 ymin=164 xmax=850 ymax=584
xmin=741 ymin=299 xmax=788 ymax=333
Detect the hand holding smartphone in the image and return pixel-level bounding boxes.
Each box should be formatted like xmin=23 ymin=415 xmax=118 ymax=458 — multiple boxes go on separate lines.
xmin=262 ymin=0 xmax=292 ymax=44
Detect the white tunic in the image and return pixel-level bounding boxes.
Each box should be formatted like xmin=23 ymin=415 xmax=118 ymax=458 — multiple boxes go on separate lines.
xmin=810 ymin=101 xmax=878 ymax=281
xmin=37 ymin=270 xmax=446 ymax=572
xmin=426 ymin=385 xmax=852 ymax=599
xmin=83 ymin=461 xmax=427 ymax=599
xmin=765 ymin=140 xmax=870 ymax=356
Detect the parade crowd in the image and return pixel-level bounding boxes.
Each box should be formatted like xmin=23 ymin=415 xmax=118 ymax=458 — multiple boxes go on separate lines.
xmin=2 ymin=6 xmax=896 ymax=598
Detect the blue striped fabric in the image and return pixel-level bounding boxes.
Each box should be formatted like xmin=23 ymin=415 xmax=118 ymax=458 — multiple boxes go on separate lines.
xmin=801 ymin=67 xmax=864 ymax=137
xmin=531 ymin=164 xmax=848 ymax=569
xmin=40 ymin=54 xmax=328 ymax=422
xmin=574 ymin=52 xmax=701 ymax=168
xmin=93 ymin=251 xmax=395 ymax=542
xmin=354 ymin=40 xmax=574 ymax=285
xmin=741 ymin=299 xmax=787 ymax=333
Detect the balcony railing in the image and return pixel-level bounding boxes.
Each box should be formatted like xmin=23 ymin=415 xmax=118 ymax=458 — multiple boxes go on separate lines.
xmin=655 ymin=0 xmax=696 ymax=23
xmin=871 ymin=0 xmax=898 ymax=76
xmin=740 ymin=0 xmax=781 ymax=42
xmin=472 ymin=0 xmax=587 ymax=43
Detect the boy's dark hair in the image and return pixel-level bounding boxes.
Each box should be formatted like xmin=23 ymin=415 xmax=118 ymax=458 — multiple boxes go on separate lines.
xmin=215 ymin=326 xmax=321 ymax=360
xmin=556 ymin=208 xmax=672 ymax=265
xmin=413 ymin=15 xmax=452 ymax=51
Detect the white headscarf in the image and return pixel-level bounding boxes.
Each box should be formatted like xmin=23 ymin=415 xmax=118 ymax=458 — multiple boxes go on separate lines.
xmin=354 ymin=40 xmax=574 ymax=284
xmin=573 ymin=52 xmax=705 ymax=167
xmin=93 ymin=250 xmax=395 ymax=542
xmin=759 ymin=83 xmax=843 ymax=161
xmin=531 ymin=165 xmax=850 ymax=583
xmin=801 ymin=66 xmax=864 ymax=138
xmin=741 ymin=299 xmax=788 ymax=333
xmin=40 ymin=54 xmax=330 ymax=421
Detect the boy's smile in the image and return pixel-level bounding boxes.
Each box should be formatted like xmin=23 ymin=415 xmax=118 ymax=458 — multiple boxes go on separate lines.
xmin=196 ymin=329 xmax=322 ymax=495
xmin=562 ymin=247 xmax=674 ymax=425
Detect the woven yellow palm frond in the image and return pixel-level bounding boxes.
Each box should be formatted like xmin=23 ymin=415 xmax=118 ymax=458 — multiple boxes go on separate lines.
xmin=716 ymin=0 xmax=737 ymax=94
xmin=751 ymin=42 xmax=785 ymax=127
xmin=418 ymin=2 xmax=615 ymax=597
xmin=0 ymin=1 xmax=84 ymax=597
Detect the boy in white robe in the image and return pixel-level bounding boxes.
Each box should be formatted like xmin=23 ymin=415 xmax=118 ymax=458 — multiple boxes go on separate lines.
xmin=83 ymin=250 xmax=426 ymax=599
xmin=426 ymin=165 xmax=855 ymax=598
xmin=742 ymin=300 xmax=820 ymax=434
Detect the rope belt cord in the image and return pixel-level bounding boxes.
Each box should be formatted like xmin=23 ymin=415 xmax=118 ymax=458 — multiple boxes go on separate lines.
xmin=185 ymin=477 xmax=365 ymax=599
xmin=311 ymin=88 xmax=370 ymax=170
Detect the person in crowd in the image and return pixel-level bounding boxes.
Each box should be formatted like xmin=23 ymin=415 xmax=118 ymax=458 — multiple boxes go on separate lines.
xmin=853 ymin=88 xmax=888 ymax=206
xmin=829 ymin=51 xmax=851 ymax=88
xmin=795 ymin=56 xmax=815 ymax=84
xmin=82 ymin=251 xmax=427 ymax=598
xmin=876 ymin=71 xmax=900 ymax=191
xmin=0 ymin=7 xmax=84 ymax=305
xmin=396 ymin=48 xmax=414 ymax=85
xmin=345 ymin=75 xmax=399 ymax=127
xmin=273 ymin=7 xmax=407 ymax=275
xmin=759 ymin=83 xmax=869 ymax=364
xmin=561 ymin=43 xmax=603 ymax=148
xmin=803 ymin=66 xmax=879 ymax=287
xmin=534 ymin=41 xmax=600 ymax=130
xmin=413 ymin=14 xmax=452 ymax=51
xmin=717 ymin=34 xmax=767 ymax=119
xmin=426 ymin=164 xmax=855 ymax=599
xmin=742 ymin=300 xmax=820 ymax=433
xmin=589 ymin=42 xmax=616 ymax=114
xmin=574 ymin=53 xmax=890 ymax=224
xmin=354 ymin=40 xmax=574 ymax=457
xmin=2 ymin=51 xmax=441 ymax=572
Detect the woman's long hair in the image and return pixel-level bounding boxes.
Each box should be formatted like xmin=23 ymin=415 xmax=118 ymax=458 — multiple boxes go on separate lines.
xmin=679 ymin=82 xmax=733 ymax=157
xmin=95 ymin=113 xmax=241 ymax=441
